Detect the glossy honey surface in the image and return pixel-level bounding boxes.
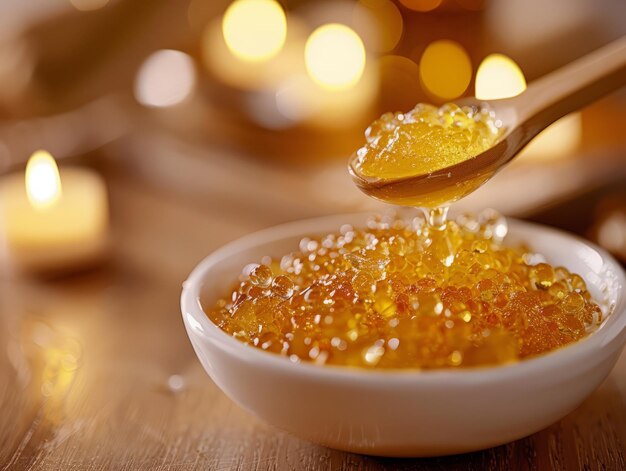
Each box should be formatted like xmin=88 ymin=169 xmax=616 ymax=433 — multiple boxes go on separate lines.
xmin=204 ymin=212 xmax=602 ymax=369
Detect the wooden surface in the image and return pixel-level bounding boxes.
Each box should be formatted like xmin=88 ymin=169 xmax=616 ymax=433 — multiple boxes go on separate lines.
xmin=1 ymin=166 xmax=625 ymax=471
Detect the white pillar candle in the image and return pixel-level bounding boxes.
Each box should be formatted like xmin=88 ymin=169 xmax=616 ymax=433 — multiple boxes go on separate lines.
xmin=0 ymin=150 xmax=109 ymax=275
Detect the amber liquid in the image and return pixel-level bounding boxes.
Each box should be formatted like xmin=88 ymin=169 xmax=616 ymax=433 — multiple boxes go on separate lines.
xmin=204 ymin=211 xmax=602 ymax=369
xmin=349 ymin=103 xmax=503 ymax=208
xmin=202 ymin=103 xmax=603 ymax=370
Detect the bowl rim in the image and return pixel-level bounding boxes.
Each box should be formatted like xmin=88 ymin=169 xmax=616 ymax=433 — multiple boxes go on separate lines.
xmin=181 ymin=213 xmax=626 ymax=384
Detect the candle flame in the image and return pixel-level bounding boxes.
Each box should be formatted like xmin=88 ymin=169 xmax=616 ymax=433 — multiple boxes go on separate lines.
xmin=25 ymin=150 xmax=62 ymax=209
xmin=475 ymin=54 xmax=526 ymax=100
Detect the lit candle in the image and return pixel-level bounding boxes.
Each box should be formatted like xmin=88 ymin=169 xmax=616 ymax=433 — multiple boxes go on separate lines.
xmin=0 ymin=150 xmax=109 ymax=274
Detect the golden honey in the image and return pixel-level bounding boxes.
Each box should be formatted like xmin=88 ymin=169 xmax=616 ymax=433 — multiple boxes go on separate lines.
xmin=349 ymin=103 xmax=503 ymax=207
xmin=204 ymin=211 xmax=602 ymax=369
xmin=203 ymin=99 xmax=603 ymax=369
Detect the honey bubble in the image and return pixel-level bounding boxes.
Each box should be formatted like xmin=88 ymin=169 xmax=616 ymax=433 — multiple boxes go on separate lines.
xmin=529 ymin=263 xmax=555 ymax=290
xmin=271 ymin=275 xmax=295 ymax=299
xmin=562 ymin=292 xmax=585 ymax=314
xmin=249 ymin=264 xmax=273 ymax=288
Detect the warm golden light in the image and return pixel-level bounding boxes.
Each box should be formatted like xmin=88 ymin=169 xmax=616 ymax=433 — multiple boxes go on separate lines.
xmin=222 ymin=0 xmax=287 ymax=62
xmin=420 ymin=40 xmax=471 ymax=100
xmin=475 ymin=53 xmax=527 ymax=100
xmin=305 ymin=23 xmax=366 ymax=91
xmin=202 ymin=16 xmax=306 ymax=91
xmin=25 ymin=150 xmax=62 ymax=210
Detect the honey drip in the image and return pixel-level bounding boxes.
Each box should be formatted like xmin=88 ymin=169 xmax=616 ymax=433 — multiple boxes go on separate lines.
xmin=204 ymin=211 xmax=602 ymax=369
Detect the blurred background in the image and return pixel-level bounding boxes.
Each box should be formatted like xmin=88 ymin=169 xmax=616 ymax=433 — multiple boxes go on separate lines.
xmin=0 ymin=2 xmax=625 ymax=467
xmin=0 ymin=0 xmax=625 ymax=250
xmin=0 ymin=0 xmax=625 ymax=266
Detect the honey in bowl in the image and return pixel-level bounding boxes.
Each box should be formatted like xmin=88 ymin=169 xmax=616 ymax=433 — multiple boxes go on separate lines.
xmin=203 ymin=211 xmax=603 ymax=369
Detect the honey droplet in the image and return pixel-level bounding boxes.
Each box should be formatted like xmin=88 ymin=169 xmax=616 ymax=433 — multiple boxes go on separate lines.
xmin=249 ymin=264 xmax=273 ymax=288
xmin=529 ymin=263 xmax=555 ymax=290
xmin=428 ymin=206 xmax=449 ymax=230
xmin=562 ymin=292 xmax=585 ymax=314
xmin=271 ymin=275 xmax=295 ymax=299
xmin=448 ymin=350 xmax=463 ymax=366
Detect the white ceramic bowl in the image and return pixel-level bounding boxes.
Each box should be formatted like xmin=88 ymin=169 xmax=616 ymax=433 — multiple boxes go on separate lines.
xmin=181 ymin=214 xmax=626 ymax=457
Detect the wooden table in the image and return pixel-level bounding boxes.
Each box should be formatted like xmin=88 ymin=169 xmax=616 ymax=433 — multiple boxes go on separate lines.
xmin=1 ymin=162 xmax=625 ymax=471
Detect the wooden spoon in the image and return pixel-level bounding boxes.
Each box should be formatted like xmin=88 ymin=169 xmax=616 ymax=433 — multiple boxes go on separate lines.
xmin=349 ymin=37 xmax=626 ymax=207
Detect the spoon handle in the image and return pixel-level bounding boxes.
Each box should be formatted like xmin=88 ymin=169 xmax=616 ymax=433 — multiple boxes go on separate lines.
xmin=513 ymin=36 xmax=626 ymax=126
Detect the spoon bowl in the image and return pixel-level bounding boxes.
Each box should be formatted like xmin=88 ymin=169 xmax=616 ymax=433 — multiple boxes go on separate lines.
xmin=181 ymin=213 xmax=626 ymax=457
xmin=349 ymin=37 xmax=626 ymax=207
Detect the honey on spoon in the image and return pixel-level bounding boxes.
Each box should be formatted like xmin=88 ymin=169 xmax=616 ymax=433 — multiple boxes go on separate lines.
xmin=203 ymin=39 xmax=626 ymax=369
xmin=349 ymin=37 xmax=626 ymax=207
xmin=349 ymin=102 xmax=502 ymax=207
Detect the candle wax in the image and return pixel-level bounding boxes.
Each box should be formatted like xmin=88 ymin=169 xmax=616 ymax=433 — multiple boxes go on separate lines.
xmin=0 ymin=167 xmax=109 ymax=274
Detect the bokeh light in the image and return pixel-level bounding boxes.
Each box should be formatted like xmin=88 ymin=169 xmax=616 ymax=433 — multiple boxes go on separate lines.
xmin=475 ymin=53 xmax=526 ymax=100
xmin=356 ymin=0 xmax=403 ymax=53
xmin=203 ymin=17 xmax=305 ymax=91
xmin=399 ymin=0 xmax=443 ymax=12
xmin=25 ymin=150 xmax=62 ymax=209
xmin=474 ymin=54 xmax=583 ymax=161
xmin=222 ymin=0 xmax=287 ymax=62
xmin=419 ymin=40 xmax=472 ymax=100
xmin=69 ymin=0 xmax=109 ymax=11
xmin=134 ymin=50 xmax=196 ymax=108
xmin=305 ymin=23 xmax=366 ymax=91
